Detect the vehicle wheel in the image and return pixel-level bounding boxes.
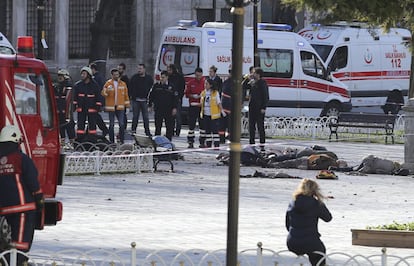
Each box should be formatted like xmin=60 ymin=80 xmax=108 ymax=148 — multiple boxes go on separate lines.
xmin=321 ymin=102 xmax=340 ymax=117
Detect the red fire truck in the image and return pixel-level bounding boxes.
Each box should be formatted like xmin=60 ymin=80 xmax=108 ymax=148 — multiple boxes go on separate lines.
xmin=0 ymin=35 xmax=63 ymax=228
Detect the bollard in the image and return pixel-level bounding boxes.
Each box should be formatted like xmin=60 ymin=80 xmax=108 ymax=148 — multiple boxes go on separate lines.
xmin=256 ymin=242 xmax=263 ymax=266
xmin=381 ymin=247 xmax=387 ymax=266
xmin=10 ymin=248 xmax=17 ymax=266
xmin=131 ymin=242 xmax=137 ymax=266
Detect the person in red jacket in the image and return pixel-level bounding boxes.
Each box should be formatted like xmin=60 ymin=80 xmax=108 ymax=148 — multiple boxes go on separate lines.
xmin=184 ymin=67 xmax=204 ymax=148
xmin=0 ymin=125 xmax=44 ymax=265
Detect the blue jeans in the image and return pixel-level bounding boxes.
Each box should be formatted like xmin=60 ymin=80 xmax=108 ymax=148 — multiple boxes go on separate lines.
xmin=131 ymin=100 xmax=151 ymax=135
xmin=108 ymin=109 xmax=125 ymax=143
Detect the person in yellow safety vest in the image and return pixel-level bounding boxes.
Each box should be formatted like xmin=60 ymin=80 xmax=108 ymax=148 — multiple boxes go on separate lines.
xmin=199 ymin=78 xmax=225 ymax=148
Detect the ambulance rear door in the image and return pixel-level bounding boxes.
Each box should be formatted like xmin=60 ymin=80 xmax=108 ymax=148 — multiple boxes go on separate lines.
xmin=156 ymin=28 xmax=202 ymax=116
xmin=157 ymin=29 xmax=201 ymax=76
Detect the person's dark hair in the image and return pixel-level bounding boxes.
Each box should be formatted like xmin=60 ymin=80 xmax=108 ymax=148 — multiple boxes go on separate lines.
xmin=209 ymin=65 xmax=218 ymax=73
xmin=195 ymin=67 xmax=203 ymax=73
xmin=138 ymin=63 xmax=146 ymax=69
xmin=89 ymin=63 xmax=98 ymax=71
xmin=249 ymin=66 xmax=254 ymax=73
xmin=254 ymin=67 xmax=264 ymax=77
xmin=168 ymin=64 xmax=179 ymax=74
xmin=111 ymin=68 xmax=119 ymax=74
xmin=160 ymin=70 xmax=168 ymax=76
xmin=118 ymin=62 xmax=126 ymax=70
xmin=206 ymin=78 xmax=217 ymax=90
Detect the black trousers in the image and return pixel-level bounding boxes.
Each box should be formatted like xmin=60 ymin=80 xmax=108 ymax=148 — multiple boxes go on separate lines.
xmin=96 ymin=112 xmax=109 ymax=136
xmin=77 ymin=111 xmax=97 ymax=136
xmin=248 ymin=109 xmax=265 ymax=145
xmin=58 ymin=113 xmax=76 ymax=140
xmin=187 ymin=106 xmax=201 ymax=144
xmin=287 ymin=236 xmax=326 ymax=266
xmin=3 ymin=211 xmax=36 ymax=265
xmin=154 ymin=109 xmax=174 ymax=141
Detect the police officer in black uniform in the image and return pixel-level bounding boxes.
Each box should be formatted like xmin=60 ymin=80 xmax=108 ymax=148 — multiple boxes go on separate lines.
xmin=148 ymin=70 xmax=179 ymax=141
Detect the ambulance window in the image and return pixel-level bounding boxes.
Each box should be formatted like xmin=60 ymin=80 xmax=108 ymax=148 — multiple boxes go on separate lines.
xmin=14 ymin=73 xmax=38 ymax=115
xmin=158 ymin=44 xmax=200 ymax=75
xmin=258 ymin=49 xmax=293 ymax=78
xmin=329 ymin=46 xmax=348 ymax=71
xmin=300 ymin=51 xmax=325 ymax=79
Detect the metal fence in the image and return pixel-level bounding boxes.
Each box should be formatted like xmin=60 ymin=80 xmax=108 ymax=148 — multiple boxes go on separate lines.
xmin=64 ymin=148 xmax=154 ymax=175
xmin=241 ymin=115 xmax=405 ymax=143
xmin=2 ymin=242 xmax=413 ymax=266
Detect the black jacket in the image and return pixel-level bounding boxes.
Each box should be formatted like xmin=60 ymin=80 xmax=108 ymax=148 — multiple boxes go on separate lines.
xmin=148 ymin=82 xmax=179 ymax=112
xmin=221 ymin=78 xmax=232 ymax=113
xmin=0 ymin=142 xmax=41 ymax=215
xmin=128 ymin=73 xmax=154 ymax=100
xmin=54 ymin=79 xmax=73 ymax=114
xmin=168 ymin=72 xmax=186 ymax=99
xmin=249 ymin=79 xmax=269 ymax=110
xmin=73 ymin=79 xmax=102 ymax=113
xmin=285 ymin=195 xmax=332 ymax=254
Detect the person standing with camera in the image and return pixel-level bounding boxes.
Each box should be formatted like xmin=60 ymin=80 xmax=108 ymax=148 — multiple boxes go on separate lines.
xmin=286 ymin=178 xmax=332 ymax=266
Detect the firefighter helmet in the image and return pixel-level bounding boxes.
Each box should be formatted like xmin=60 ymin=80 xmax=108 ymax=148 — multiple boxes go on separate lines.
xmin=0 ymin=125 xmax=22 ymax=143
xmin=80 ymin=66 xmax=92 ymax=77
xmin=57 ymin=68 xmax=70 ymax=79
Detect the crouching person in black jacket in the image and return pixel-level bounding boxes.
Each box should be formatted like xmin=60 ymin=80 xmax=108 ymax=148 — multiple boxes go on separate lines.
xmin=286 ymin=178 xmax=332 ymax=266
xmin=0 ymin=125 xmax=44 ymax=265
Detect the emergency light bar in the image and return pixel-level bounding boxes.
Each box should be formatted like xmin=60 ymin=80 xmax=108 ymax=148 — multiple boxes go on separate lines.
xmin=258 ymin=23 xmax=292 ymax=32
xmin=177 ymin=20 xmax=198 ymax=28
xmin=17 ymin=36 xmax=34 ymax=58
xmin=202 ymin=22 xmax=233 ymax=29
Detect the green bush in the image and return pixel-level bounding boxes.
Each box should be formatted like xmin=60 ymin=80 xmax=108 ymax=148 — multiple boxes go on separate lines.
xmin=366 ymin=221 xmax=414 ymax=231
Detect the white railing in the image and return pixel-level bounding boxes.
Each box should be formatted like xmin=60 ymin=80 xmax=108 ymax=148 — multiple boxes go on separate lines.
xmin=241 ymin=115 xmax=405 ymax=142
xmin=1 ymin=243 xmax=413 ymax=266
xmin=64 ymin=148 xmax=154 ymax=175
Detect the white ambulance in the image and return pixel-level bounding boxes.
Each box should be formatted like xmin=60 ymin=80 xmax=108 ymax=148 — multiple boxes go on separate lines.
xmin=155 ymin=20 xmax=352 ymax=117
xmin=298 ymin=22 xmax=411 ymax=113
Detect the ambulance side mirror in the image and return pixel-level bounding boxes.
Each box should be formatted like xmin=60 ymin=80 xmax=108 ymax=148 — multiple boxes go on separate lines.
xmin=325 ymin=66 xmax=333 ymax=81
